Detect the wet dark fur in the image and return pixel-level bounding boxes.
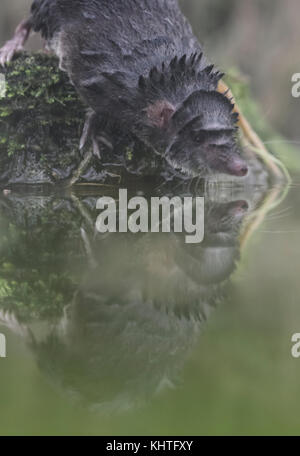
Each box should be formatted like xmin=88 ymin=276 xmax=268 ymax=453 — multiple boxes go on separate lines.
xmin=28 ymin=0 xmax=247 ymax=177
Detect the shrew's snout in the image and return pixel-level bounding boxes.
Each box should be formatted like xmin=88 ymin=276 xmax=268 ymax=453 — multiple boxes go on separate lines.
xmin=227 ymin=156 xmax=248 ymax=177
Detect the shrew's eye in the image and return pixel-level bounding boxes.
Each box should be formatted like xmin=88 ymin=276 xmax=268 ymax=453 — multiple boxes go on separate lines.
xmin=193 ymin=131 xmax=205 ymax=144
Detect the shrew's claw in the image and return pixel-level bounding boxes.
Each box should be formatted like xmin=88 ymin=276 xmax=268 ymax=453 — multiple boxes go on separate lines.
xmin=0 ymin=19 xmax=31 ymax=67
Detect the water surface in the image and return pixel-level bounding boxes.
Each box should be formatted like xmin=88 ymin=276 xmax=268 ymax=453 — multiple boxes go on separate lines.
xmin=0 ymin=175 xmax=299 ymax=436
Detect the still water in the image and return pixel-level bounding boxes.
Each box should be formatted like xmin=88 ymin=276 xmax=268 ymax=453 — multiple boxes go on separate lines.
xmin=0 ymin=174 xmax=300 ymax=436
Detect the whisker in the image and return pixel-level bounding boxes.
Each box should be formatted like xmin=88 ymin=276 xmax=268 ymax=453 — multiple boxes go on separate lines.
xmin=265 ymin=214 xmax=291 ymax=221
xmin=265 ymin=207 xmax=292 ymax=220
xmin=261 ymin=140 xmax=300 ymax=147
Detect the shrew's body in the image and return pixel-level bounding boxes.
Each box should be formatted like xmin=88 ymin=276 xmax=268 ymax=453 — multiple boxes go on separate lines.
xmin=0 ymin=0 xmax=249 ymax=178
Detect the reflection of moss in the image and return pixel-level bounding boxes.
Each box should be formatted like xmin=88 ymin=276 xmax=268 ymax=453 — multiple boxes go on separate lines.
xmin=0 ymin=273 xmax=72 ymax=321
xmin=0 ymin=200 xmax=91 ymax=322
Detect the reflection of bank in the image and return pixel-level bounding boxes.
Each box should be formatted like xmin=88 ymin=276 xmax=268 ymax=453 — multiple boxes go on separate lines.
xmin=0 ymin=178 xmax=288 ymax=411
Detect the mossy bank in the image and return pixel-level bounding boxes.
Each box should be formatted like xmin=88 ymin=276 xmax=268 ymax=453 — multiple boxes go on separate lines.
xmin=0 ymin=52 xmax=175 ymax=187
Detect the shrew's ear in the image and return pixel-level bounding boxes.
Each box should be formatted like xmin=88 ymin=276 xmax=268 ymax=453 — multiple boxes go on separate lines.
xmin=146 ymin=100 xmax=175 ymax=128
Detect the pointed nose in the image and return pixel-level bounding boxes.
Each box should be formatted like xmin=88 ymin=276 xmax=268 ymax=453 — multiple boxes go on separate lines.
xmin=228 ymin=157 xmax=248 ymax=177
xmin=229 ymin=200 xmax=249 ymax=217
xmin=236 ymin=163 xmax=248 ymax=177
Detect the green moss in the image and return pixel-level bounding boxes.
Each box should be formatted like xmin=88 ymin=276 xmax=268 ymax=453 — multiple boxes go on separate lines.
xmin=1 ymin=52 xmax=82 ymax=108
xmin=0 ymin=109 xmax=12 ymax=118
xmin=0 ymin=209 xmax=85 ymax=321
xmin=0 ymin=52 xmax=290 ymax=185
xmin=0 ymin=52 xmax=86 ymax=175
xmin=7 ymin=140 xmax=25 ymax=157
xmin=126 ymin=147 xmax=133 ymax=161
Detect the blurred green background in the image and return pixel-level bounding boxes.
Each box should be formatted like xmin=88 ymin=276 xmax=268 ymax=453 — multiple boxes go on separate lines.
xmin=1 ymin=0 xmax=300 ymax=437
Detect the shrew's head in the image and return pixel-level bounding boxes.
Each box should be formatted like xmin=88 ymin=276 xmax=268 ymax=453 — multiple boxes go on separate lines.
xmin=133 ymin=54 xmax=248 ymax=177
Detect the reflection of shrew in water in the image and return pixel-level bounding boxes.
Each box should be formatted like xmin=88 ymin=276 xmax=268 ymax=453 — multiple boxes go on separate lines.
xmin=0 ymin=197 xmax=250 ymax=410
